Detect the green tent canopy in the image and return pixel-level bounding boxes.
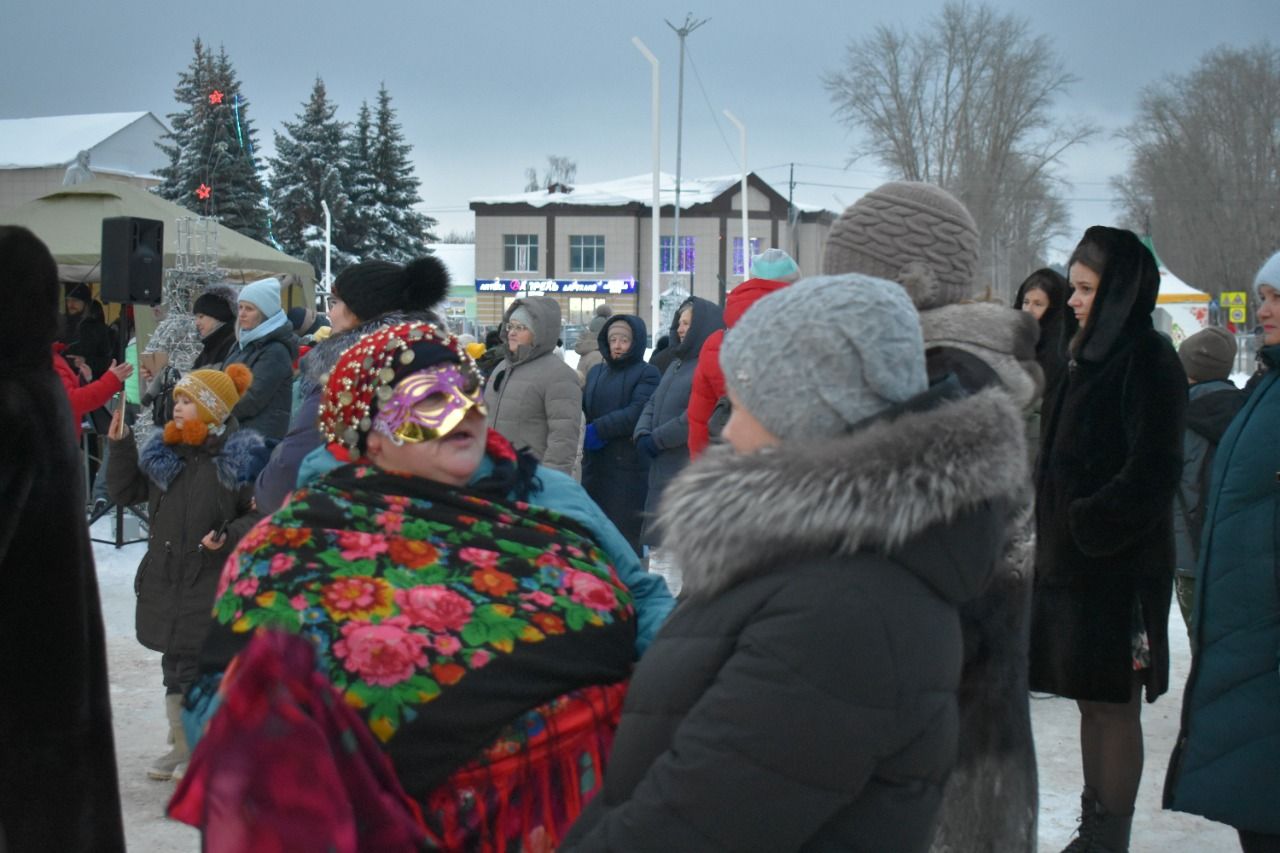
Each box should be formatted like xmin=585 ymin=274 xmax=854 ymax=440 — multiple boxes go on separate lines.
xmin=0 ymin=180 xmax=314 ymax=305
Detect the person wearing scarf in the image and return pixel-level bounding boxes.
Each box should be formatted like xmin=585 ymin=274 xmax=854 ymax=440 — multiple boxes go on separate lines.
xmin=173 ymin=321 xmax=637 ymax=851
xmin=222 ymin=277 xmax=299 ymax=440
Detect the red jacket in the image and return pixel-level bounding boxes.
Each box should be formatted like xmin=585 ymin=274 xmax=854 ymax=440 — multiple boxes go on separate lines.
xmin=53 ymin=344 xmax=122 ymax=440
xmin=687 ymin=278 xmax=791 ymax=457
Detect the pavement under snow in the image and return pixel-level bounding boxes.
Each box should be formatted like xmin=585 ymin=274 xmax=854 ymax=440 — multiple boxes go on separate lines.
xmin=89 ymin=516 xmax=1238 ymax=852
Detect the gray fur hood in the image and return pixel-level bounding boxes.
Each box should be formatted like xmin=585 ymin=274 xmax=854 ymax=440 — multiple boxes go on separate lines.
xmin=921 ymin=302 xmax=1044 ymax=411
xmin=659 ymin=386 xmax=1028 ymax=601
xmin=299 ymin=309 xmax=439 ymax=393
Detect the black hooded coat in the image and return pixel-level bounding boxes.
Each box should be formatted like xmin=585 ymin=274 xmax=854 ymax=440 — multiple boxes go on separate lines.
xmin=0 ymin=226 xmax=125 ymax=851
xmin=633 ymin=296 xmax=725 ymax=546
xmin=1030 ymin=226 xmax=1187 ymax=703
xmin=582 ymin=315 xmax=660 ymax=555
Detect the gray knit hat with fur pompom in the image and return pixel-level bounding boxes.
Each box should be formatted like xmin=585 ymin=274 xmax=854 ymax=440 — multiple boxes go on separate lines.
xmin=822 ymin=181 xmax=979 ymax=310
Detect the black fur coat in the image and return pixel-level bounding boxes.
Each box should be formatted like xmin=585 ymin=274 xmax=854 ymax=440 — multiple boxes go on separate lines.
xmin=1030 ymin=227 xmax=1187 ymax=703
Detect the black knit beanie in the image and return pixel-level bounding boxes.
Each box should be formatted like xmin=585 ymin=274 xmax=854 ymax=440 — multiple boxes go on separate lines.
xmin=332 ymin=256 xmax=451 ymax=323
xmin=193 ymin=290 xmax=235 ymax=324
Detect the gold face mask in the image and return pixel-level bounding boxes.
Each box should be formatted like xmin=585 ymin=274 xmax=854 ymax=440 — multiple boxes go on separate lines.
xmin=372 ymin=364 xmax=487 ymax=445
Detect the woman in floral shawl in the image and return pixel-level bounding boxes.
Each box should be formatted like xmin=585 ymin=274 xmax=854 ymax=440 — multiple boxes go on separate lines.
xmin=173 ymin=321 xmax=636 ymax=851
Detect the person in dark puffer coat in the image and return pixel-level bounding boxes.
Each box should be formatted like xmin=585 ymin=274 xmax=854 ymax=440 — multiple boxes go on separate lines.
xmin=1168 ymin=327 xmax=1246 ymax=637
xmin=582 ymin=314 xmax=660 ymax=556
xmin=222 ymin=277 xmax=298 ymax=441
xmin=0 ymin=225 xmax=126 ymax=852
xmin=823 ymin=180 xmax=1041 ymax=852
xmin=633 ymin=296 xmax=724 ymax=545
xmin=563 ymin=275 xmax=1024 ymax=852
xmin=1165 ymin=250 xmax=1280 ymax=852
xmin=1031 ymin=226 xmax=1187 ymax=853
xmin=107 ymin=365 xmax=266 ymax=782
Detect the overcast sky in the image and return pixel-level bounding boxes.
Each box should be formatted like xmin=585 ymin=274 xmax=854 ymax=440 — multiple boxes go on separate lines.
xmin=3 ymin=0 xmax=1275 ymax=262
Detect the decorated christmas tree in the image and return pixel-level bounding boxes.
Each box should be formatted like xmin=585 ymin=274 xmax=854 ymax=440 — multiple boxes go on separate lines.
xmin=154 ymin=39 xmax=270 ymax=242
xmin=268 ymin=77 xmax=357 ymax=277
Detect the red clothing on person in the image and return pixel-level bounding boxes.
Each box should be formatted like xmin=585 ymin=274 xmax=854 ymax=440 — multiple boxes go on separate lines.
xmin=687 ymin=278 xmax=792 ymax=457
xmin=53 ymin=343 xmax=122 ymax=439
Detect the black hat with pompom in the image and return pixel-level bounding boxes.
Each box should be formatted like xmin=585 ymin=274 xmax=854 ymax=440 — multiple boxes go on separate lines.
xmin=332 ymin=256 xmax=450 ymax=323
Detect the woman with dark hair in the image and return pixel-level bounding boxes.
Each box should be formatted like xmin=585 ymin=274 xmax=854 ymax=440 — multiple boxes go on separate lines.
xmin=172 ymin=321 xmax=636 ymax=850
xmin=254 ymin=256 xmax=450 ymax=513
xmin=1030 ymin=227 xmax=1186 ymax=853
xmin=1014 ymin=267 xmax=1077 ymax=397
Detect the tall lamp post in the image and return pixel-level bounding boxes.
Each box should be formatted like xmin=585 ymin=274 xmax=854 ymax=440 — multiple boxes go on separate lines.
xmin=632 ymin=36 xmax=661 ymax=341
xmin=319 ymin=199 xmax=332 ymax=306
xmin=723 ymin=110 xmax=749 ymax=285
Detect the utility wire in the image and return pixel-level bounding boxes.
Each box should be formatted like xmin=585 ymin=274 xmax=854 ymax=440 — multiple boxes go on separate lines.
xmin=684 ymin=43 xmax=740 ymax=167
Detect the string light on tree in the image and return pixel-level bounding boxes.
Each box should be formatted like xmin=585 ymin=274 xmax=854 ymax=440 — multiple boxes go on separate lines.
xmin=196 ymin=183 xmax=211 ymax=200
xmin=208 ymin=89 xmax=224 ymax=105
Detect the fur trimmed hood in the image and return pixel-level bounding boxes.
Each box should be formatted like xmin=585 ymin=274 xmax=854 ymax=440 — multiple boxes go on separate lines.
xmin=139 ymin=422 xmax=267 ymax=492
xmin=920 ymin=302 xmax=1044 ymax=410
xmin=660 ymin=386 xmax=1028 ymax=601
xmin=299 ymin=309 xmax=440 ymax=392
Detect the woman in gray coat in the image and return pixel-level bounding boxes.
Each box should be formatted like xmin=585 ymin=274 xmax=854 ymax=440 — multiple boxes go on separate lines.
xmin=483 ymin=296 xmax=583 ymax=475
xmin=634 ymin=297 xmax=724 ymax=545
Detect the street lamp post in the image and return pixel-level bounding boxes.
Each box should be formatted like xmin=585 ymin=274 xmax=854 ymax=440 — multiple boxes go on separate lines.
xmin=319 ymin=199 xmax=332 ymax=305
xmin=723 ymin=110 xmax=749 ymax=284
xmin=632 ymin=36 xmax=661 ymax=342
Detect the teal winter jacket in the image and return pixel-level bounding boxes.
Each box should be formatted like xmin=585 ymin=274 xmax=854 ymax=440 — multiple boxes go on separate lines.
xmin=1165 ymin=344 xmax=1280 ymax=834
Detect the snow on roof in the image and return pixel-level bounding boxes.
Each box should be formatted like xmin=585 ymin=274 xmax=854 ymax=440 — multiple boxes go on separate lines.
xmin=0 ymin=112 xmax=159 ymax=169
xmin=472 ymin=172 xmax=744 ymax=209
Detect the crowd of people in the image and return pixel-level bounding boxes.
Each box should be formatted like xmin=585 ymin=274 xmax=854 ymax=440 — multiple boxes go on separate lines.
xmin=2 ymin=173 xmax=1278 ymax=852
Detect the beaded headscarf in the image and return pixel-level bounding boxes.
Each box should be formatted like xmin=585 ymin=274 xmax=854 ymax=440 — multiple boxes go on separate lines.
xmin=318 ymin=321 xmax=484 ymax=461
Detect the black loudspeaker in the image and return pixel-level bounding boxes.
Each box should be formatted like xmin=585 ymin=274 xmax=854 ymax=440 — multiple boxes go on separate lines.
xmin=101 ymin=216 xmax=164 ymax=305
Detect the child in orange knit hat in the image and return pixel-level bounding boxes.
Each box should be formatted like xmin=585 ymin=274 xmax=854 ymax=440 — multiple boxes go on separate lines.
xmin=104 ymin=363 xmax=267 ymax=783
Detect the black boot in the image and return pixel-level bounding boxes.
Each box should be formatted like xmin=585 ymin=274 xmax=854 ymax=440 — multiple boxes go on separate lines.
xmin=1089 ymin=805 xmax=1132 ymax=853
xmin=1061 ymin=787 xmax=1098 ymax=852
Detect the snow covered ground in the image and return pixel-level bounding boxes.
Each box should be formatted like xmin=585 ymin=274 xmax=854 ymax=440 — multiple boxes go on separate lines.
xmin=89 ymin=515 xmax=1237 ymax=852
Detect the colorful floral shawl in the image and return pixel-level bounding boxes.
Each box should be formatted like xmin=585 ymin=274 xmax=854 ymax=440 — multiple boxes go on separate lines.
xmin=203 ymin=461 xmax=636 ymax=797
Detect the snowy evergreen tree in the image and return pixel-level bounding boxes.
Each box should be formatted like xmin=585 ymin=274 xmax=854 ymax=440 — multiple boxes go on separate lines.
xmin=342 ymin=100 xmax=379 ymax=258
xmin=155 ymin=39 xmax=270 ymax=241
xmin=366 ymin=85 xmax=437 ymax=262
xmin=268 ymin=77 xmax=357 ymax=277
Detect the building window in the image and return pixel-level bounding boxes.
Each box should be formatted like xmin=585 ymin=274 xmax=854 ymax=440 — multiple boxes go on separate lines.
xmin=503 ymin=234 xmax=538 ymax=272
xmin=733 ymin=237 xmax=762 ymax=276
xmin=569 ymin=235 xmax=605 ymax=273
xmin=660 ymin=236 xmax=695 ymax=273
xmin=568 ymin=297 xmax=608 ymax=325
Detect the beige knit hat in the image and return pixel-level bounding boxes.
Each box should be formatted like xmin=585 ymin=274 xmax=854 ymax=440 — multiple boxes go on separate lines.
xmin=821 ymin=181 xmax=979 ymax=310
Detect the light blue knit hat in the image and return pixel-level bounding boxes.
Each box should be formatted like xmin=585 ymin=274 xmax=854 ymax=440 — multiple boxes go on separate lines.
xmin=238 ymin=277 xmax=282 ymax=317
xmin=749 ymin=248 xmax=800 ymax=282
xmin=1254 ymin=251 xmax=1280 ymax=294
